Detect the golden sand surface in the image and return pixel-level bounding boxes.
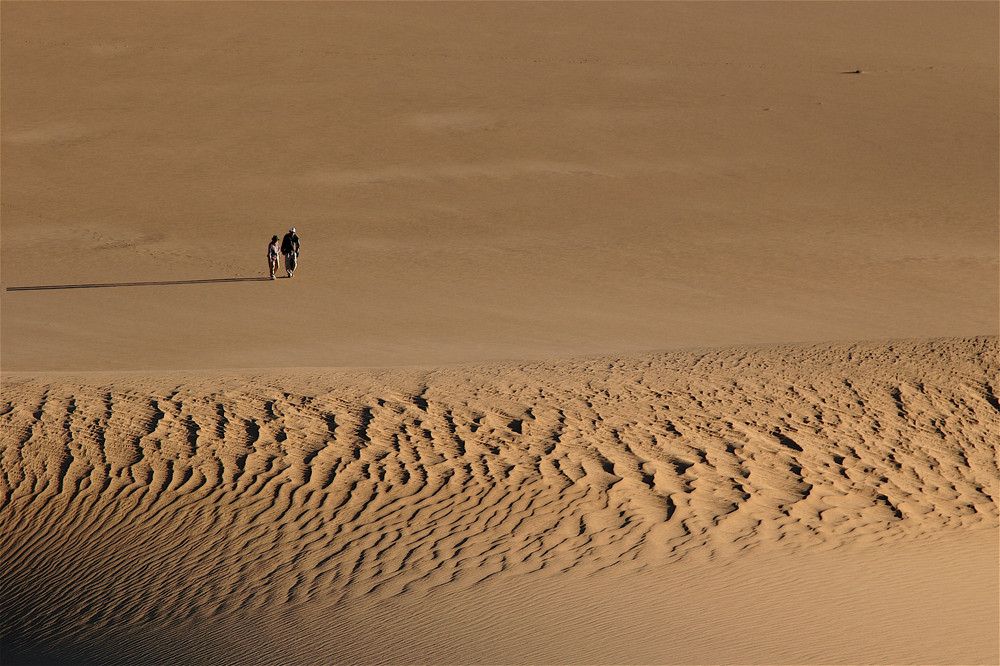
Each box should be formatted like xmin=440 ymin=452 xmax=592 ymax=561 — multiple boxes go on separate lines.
xmin=2 ymin=2 xmax=998 ymax=664
xmin=2 ymin=338 xmax=998 ymax=664
xmin=2 ymin=1 xmax=996 ymax=371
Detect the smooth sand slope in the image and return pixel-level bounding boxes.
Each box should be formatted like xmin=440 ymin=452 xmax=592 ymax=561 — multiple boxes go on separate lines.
xmin=2 ymin=338 xmax=998 ymax=664
xmin=2 ymin=1 xmax=997 ymax=371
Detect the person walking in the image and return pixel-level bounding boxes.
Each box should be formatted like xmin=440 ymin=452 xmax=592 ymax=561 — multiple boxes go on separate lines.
xmin=267 ymin=235 xmax=280 ymax=280
xmin=281 ymin=227 xmax=300 ymax=278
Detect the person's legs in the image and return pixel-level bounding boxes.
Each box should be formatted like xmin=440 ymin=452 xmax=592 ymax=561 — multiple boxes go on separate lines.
xmin=284 ymin=254 xmax=293 ymax=277
xmin=269 ymin=257 xmax=278 ymax=279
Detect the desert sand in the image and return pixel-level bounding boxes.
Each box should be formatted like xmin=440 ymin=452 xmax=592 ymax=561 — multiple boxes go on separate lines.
xmin=2 ymin=339 xmax=999 ymax=664
xmin=2 ymin=2 xmax=998 ymax=665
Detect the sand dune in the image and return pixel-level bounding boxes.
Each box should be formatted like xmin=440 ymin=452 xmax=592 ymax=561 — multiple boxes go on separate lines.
xmin=3 ymin=338 xmax=997 ymax=664
xmin=2 ymin=2 xmax=998 ymax=664
xmin=2 ymin=1 xmax=997 ymax=372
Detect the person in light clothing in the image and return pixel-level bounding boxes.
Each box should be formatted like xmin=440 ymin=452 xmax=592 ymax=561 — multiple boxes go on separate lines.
xmin=267 ymin=235 xmax=280 ymax=280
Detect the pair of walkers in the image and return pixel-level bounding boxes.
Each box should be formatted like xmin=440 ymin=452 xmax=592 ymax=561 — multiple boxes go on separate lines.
xmin=268 ymin=228 xmax=300 ymax=279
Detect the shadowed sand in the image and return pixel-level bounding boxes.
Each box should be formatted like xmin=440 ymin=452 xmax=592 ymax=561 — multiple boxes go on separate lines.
xmin=2 ymin=338 xmax=997 ymax=664
xmin=5 ymin=277 xmax=271 ymax=291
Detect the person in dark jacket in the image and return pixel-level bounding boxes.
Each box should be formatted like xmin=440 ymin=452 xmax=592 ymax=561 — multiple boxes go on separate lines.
xmin=281 ymin=227 xmax=300 ymax=278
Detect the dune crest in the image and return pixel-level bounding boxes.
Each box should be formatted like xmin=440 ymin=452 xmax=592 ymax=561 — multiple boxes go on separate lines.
xmin=1 ymin=338 xmax=997 ymax=662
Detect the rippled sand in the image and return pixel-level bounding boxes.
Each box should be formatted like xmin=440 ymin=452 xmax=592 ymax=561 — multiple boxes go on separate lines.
xmin=3 ymin=338 xmax=997 ymax=663
xmin=3 ymin=2 xmax=997 ymax=663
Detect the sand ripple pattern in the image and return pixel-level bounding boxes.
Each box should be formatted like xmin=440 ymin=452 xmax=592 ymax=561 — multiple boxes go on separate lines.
xmin=2 ymin=338 xmax=997 ymax=660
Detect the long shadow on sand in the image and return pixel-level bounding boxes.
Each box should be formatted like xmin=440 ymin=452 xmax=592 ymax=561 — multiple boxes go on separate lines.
xmin=6 ymin=277 xmax=272 ymax=291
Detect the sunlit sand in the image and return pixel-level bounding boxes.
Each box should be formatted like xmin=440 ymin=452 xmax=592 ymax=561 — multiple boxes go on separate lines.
xmin=2 ymin=2 xmax=997 ymax=664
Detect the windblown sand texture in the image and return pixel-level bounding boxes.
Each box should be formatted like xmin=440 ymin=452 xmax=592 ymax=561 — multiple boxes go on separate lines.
xmin=3 ymin=338 xmax=999 ymax=664
xmin=2 ymin=1 xmax=999 ymax=665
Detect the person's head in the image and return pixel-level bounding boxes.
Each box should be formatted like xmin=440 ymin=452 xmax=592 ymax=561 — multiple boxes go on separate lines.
xmin=290 ymin=227 xmax=296 ymax=234
xmin=272 ymin=235 xmax=278 ymax=242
